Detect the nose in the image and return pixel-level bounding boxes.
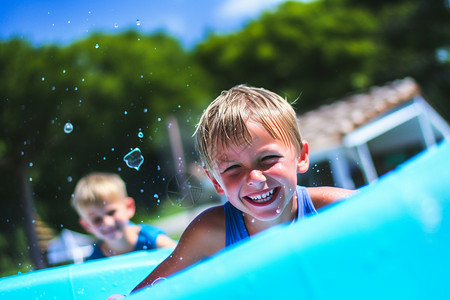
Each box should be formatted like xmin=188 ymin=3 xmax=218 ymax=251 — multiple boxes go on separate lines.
xmin=102 ymin=215 xmax=115 ymax=227
xmin=247 ymin=169 xmax=266 ymax=186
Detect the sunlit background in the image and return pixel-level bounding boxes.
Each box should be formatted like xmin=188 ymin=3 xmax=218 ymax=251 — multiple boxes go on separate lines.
xmin=1 ymin=0 xmax=449 ymax=277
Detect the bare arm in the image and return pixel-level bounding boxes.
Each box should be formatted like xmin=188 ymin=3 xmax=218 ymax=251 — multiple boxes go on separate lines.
xmin=307 ymin=186 xmax=357 ymax=210
xmin=156 ymin=234 xmax=177 ymax=248
xmin=131 ymin=205 xmax=225 ymax=294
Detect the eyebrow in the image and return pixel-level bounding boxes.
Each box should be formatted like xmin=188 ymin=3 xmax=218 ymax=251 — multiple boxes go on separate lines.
xmin=214 ymin=160 xmax=233 ymax=170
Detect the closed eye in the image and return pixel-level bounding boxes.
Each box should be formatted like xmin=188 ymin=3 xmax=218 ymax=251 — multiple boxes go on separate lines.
xmin=262 ymin=155 xmax=282 ymax=162
xmin=93 ymin=217 xmax=103 ymax=225
xmin=222 ymin=164 xmax=240 ymax=174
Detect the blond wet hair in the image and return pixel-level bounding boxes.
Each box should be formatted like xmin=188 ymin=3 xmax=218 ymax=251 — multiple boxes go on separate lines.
xmin=71 ymin=172 xmax=127 ymax=215
xmin=194 ymin=84 xmax=303 ymax=172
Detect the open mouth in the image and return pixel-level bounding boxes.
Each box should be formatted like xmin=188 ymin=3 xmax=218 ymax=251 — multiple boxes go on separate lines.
xmin=101 ymin=228 xmax=119 ymax=237
xmin=244 ymin=187 xmax=279 ymax=206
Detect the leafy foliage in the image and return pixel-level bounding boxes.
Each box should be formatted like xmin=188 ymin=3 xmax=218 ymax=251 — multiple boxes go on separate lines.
xmin=0 ymin=32 xmax=211 ymax=274
xmin=195 ymin=1 xmax=379 ymax=109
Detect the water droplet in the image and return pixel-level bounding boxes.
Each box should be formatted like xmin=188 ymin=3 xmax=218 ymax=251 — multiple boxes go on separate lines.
xmin=64 ymin=122 xmax=73 ymax=134
xmin=123 ymin=148 xmax=144 ymax=170
xmin=124 ymin=111 xmax=128 ymax=115
xmin=29 ymin=162 xmax=33 ymax=167
xmin=154 ymin=194 xmax=159 ymax=199
xmin=136 ymin=19 xmax=141 ymax=26
xmin=276 ymin=209 xmax=281 ymax=214
xmin=114 ymin=22 xmax=119 ymax=28
xmin=67 ymin=176 xmax=72 ymax=182
xmin=95 ymin=44 xmax=99 ymax=49
xmin=41 ymin=77 xmax=45 ymax=81
xmin=143 ymin=108 xmax=148 ymax=113
xmin=151 ymin=277 xmax=167 ymax=286
xmin=62 ymin=69 xmax=66 ymax=74
xmin=138 ymin=132 xmax=144 ymax=138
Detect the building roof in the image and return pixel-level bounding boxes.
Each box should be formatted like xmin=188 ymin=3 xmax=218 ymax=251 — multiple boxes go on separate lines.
xmin=297 ymin=77 xmax=421 ymax=152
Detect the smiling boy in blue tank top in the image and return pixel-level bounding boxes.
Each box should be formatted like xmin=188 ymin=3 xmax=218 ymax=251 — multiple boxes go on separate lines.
xmin=71 ymin=172 xmax=176 ymax=261
xmin=109 ymin=85 xmax=355 ymax=298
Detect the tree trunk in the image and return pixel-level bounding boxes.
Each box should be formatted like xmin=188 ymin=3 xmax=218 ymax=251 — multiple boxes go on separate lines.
xmin=17 ymin=163 xmax=47 ymax=270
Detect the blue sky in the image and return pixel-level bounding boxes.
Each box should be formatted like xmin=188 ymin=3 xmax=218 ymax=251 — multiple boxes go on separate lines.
xmin=0 ymin=0 xmax=298 ymax=48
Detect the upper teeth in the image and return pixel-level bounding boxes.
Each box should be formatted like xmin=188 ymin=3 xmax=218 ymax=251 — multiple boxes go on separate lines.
xmin=249 ymin=189 xmax=274 ymax=202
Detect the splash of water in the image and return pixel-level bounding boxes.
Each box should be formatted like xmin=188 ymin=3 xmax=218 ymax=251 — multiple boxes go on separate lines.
xmin=123 ymin=148 xmax=144 ymax=170
xmin=64 ymin=122 xmax=73 ymax=134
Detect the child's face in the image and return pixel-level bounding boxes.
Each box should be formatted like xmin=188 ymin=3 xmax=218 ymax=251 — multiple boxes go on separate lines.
xmin=79 ymin=196 xmax=135 ymax=241
xmin=207 ymin=121 xmax=309 ymax=221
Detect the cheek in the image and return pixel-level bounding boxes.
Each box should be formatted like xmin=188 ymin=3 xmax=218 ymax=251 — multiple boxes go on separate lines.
xmin=268 ymin=163 xmax=289 ymax=177
xmin=114 ymin=213 xmax=128 ymax=223
xmin=270 ymin=163 xmax=298 ymax=184
xmin=220 ymin=175 xmax=239 ymax=190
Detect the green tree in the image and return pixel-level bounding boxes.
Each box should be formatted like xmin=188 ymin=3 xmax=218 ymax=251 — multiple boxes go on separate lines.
xmin=194 ymin=0 xmax=450 ymax=120
xmin=0 ymin=32 xmax=211 ymax=275
xmin=340 ymin=0 xmax=450 ymax=120
xmin=0 ymin=39 xmax=66 ymax=272
xmin=195 ymin=0 xmax=379 ymax=109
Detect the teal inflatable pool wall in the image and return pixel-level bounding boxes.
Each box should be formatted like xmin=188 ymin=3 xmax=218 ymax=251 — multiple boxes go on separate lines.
xmin=1 ymin=141 xmax=449 ymax=299
xmin=0 ymin=248 xmax=172 ymax=299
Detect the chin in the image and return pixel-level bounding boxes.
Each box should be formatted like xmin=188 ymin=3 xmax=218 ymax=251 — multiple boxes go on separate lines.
xmin=103 ymin=232 xmax=122 ymax=241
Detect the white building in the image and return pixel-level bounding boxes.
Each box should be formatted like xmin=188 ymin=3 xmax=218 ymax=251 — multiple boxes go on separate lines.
xmin=297 ymin=77 xmax=450 ymax=188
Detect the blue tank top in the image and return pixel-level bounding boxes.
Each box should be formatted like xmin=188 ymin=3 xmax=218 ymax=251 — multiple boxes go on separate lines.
xmin=87 ymin=224 xmax=165 ymax=260
xmin=224 ymin=186 xmax=317 ymax=247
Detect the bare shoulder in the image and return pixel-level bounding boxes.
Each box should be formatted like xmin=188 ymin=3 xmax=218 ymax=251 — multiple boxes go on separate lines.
xmin=177 ymin=204 xmax=226 ymax=256
xmin=307 ymin=186 xmax=357 ymax=209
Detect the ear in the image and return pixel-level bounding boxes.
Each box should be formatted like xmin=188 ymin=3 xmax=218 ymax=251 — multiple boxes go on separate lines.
xmin=203 ymin=167 xmax=225 ymax=195
xmin=125 ymin=197 xmax=136 ymax=218
xmin=79 ymin=218 xmax=92 ymax=233
xmin=297 ymin=140 xmax=310 ymax=174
